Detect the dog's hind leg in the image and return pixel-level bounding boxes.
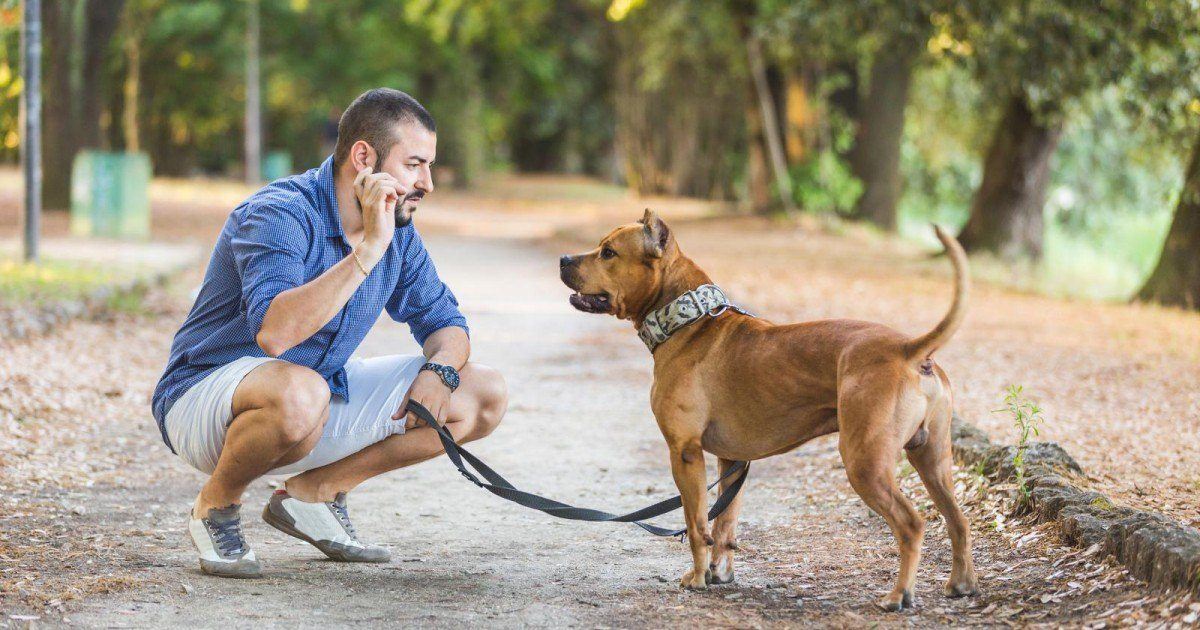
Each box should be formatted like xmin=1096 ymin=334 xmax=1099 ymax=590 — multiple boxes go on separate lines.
xmin=838 ymin=391 xmax=925 ymax=611
xmin=709 ymin=457 xmax=743 ymax=584
xmin=906 ymin=390 xmax=978 ymax=598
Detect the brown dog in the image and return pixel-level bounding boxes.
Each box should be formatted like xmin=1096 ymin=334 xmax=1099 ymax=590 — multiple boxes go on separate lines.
xmin=559 ymin=210 xmax=978 ymax=611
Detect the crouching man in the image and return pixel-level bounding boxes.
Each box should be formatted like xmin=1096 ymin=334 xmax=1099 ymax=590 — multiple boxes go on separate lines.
xmin=151 ymin=88 xmax=507 ymax=577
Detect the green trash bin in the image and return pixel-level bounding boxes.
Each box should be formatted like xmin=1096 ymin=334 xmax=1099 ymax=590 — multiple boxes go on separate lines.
xmin=262 ymin=151 xmax=293 ymax=182
xmin=70 ymin=151 xmax=152 ymax=239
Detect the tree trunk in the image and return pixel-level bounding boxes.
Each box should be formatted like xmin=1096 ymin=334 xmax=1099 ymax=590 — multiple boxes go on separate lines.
xmin=743 ymin=91 xmax=772 ymax=213
xmin=122 ymin=20 xmax=141 ymax=153
xmin=78 ymin=0 xmax=124 ymax=150
xmin=1137 ymin=130 xmax=1200 ymax=309
xmin=244 ymin=0 xmax=261 ymax=184
xmin=41 ymin=0 xmax=79 ymax=211
xmin=848 ymin=38 xmax=917 ymax=231
xmin=746 ymin=33 xmax=796 ymax=214
xmin=958 ymin=95 xmax=1062 ymax=259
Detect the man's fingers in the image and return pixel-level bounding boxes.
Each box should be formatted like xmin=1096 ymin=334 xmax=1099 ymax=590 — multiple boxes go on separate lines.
xmin=367 ymin=172 xmax=406 ymax=199
xmin=365 ymin=180 xmax=400 ymax=206
xmin=354 ymin=167 xmax=372 ymax=192
xmin=366 ymin=171 xmax=399 ymax=185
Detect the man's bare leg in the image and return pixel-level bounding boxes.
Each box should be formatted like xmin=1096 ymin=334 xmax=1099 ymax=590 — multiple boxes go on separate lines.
xmin=193 ymin=361 xmax=332 ymax=516
xmin=283 ymin=363 xmax=507 ymax=502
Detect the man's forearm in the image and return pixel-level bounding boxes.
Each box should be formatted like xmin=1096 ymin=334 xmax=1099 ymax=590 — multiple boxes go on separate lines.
xmin=255 ymin=246 xmax=379 ymax=357
xmin=421 ymin=326 xmax=470 ymax=369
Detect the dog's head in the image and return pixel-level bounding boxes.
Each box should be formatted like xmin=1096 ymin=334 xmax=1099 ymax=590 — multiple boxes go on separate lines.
xmin=559 ymin=208 xmax=674 ymax=320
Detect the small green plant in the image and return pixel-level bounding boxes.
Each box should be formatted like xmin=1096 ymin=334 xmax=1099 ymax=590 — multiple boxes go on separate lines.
xmin=995 ymin=385 xmax=1045 ymax=503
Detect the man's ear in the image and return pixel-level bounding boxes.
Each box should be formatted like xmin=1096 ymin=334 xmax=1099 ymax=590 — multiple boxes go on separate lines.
xmin=350 ymin=140 xmax=377 ymax=172
xmin=639 ymin=208 xmax=669 ymax=258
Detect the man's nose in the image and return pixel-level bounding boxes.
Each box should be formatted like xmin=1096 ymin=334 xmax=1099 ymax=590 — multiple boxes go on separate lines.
xmin=560 ymin=255 xmax=574 ymax=269
xmin=418 ymin=165 xmax=434 ymax=195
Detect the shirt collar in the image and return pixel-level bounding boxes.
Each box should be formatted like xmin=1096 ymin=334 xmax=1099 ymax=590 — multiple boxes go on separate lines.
xmin=316 ymin=155 xmax=344 ymax=238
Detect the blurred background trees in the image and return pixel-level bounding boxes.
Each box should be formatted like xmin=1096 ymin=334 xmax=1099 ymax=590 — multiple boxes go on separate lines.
xmin=1 ymin=0 xmax=1198 ymax=307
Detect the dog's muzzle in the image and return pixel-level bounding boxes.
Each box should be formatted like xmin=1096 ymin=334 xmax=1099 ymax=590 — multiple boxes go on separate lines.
xmin=559 ymin=255 xmax=611 ymax=313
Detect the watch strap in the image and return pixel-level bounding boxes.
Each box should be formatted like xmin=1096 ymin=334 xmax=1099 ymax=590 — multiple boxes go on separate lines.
xmin=421 ymin=362 xmax=459 ymax=392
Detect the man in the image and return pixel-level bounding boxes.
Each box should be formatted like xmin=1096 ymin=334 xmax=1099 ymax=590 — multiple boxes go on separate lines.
xmin=152 ymin=88 xmax=507 ymax=578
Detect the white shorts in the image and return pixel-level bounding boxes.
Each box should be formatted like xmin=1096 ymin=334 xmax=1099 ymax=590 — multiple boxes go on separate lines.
xmin=164 ymin=354 xmax=425 ymax=476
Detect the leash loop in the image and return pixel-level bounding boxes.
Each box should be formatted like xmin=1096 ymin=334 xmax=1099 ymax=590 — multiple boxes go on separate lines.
xmin=407 ymin=400 xmax=749 ymax=538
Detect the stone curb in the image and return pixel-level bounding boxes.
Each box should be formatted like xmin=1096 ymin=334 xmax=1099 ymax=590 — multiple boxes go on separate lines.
xmin=951 ymin=416 xmax=1200 ymax=596
xmin=0 ymin=267 xmax=178 ymax=342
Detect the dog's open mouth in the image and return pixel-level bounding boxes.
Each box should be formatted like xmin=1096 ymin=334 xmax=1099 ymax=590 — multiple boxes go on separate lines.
xmin=568 ymin=292 xmax=610 ymax=313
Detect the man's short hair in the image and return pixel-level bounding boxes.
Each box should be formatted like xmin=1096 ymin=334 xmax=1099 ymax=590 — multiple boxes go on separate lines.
xmin=333 ymin=88 xmax=436 ymax=169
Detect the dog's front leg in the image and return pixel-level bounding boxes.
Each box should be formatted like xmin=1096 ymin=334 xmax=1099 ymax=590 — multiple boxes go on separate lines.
xmin=669 ymin=437 xmax=712 ymax=590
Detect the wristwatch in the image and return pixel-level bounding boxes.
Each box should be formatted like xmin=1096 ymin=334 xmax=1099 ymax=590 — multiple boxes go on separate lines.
xmin=420 ymin=362 xmax=460 ymax=392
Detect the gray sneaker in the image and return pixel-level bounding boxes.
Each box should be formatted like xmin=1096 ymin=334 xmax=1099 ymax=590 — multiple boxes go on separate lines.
xmin=188 ymin=504 xmax=262 ymax=578
xmin=262 ymin=490 xmax=390 ymax=563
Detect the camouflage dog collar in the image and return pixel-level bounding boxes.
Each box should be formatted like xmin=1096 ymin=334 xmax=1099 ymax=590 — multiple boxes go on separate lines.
xmin=637 ymin=284 xmax=749 ymax=352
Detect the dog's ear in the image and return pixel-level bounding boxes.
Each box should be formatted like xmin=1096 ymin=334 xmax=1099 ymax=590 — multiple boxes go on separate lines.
xmin=639 ymin=208 xmax=670 ymax=258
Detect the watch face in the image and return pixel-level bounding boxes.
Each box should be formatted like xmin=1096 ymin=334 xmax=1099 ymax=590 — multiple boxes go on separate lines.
xmin=445 ymin=369 xmax=460 ymax=389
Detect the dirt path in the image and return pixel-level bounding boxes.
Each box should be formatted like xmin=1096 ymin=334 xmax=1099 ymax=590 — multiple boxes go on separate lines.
xmin=0 ymin=232 xmax=1178 ymax=628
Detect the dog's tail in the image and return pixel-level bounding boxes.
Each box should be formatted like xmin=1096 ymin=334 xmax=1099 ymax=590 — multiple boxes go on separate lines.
xmin=904 ymin=225 xmax=969 ymax=362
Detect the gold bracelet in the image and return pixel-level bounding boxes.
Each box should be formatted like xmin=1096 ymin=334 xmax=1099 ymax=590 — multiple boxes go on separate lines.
xmin=350 ymin=248 xmax=370 ymax=276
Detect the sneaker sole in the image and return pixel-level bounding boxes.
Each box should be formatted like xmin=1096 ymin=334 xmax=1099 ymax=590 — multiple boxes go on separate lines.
xmin=187 ymin=523 xmax=262 ymax=579
xmin=198 ymin=558 xmax=263 ymax=579
xmin=261 ymin=504 xmax=389 ymax=563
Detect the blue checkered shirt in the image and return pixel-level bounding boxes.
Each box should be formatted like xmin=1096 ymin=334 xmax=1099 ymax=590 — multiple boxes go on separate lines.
xmin=151 ymin=156 xmax=467 ymax=452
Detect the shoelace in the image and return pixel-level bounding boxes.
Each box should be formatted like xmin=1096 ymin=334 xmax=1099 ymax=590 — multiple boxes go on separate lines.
xmin=330 ymin=502 xmax=359 ymax=541
xmin=207 ymin=517 xmax=247 ymax=556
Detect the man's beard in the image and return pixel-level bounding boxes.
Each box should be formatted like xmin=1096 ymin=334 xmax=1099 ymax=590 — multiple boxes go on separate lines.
xmin=395 ymin=208 xmax=413 ymax=228
xmin=394 ymin=191 xmax=424 ymax=227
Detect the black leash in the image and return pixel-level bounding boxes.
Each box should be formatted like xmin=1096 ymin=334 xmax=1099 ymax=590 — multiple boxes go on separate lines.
xmin=406 ymin=400 xmax=749 ymax=538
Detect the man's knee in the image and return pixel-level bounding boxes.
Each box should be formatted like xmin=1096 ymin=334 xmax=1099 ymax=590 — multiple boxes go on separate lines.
xmin=262 ymin=365 xmax=331 ymax=444
xmin=462 ymin=362 xmax=507 ymax=436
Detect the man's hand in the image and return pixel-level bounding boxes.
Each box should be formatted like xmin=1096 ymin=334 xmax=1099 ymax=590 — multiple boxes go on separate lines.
xmin=353 ymin=167 xmax=405 ymax=262
xmin=394 ymin=369 xmax=451 ymax=429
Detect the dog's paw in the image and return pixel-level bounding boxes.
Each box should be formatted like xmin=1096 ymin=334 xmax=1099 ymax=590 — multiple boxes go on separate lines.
xmin=709 ymin=557 xmax=735 ymax=584
xmin=944 ymin=577 xmax=979 ymax=598
xmin=679 ymin=568 xmax=708 ymax=590
xmin=876 ymin=589 xmax=914 ymax=612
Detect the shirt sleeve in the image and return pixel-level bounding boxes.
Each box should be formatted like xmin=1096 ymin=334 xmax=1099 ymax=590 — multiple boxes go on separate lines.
xmin=230 ymin=203 xmax=310 ymax=337
xmin=386 ymin=226 xmax=469 ymax=346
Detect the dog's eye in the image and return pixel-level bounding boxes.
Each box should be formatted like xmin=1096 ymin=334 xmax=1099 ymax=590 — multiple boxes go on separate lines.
xmin=600 ymin=247 xmax=617 ymax=260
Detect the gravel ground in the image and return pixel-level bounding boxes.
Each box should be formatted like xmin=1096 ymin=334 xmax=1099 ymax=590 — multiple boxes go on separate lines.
xmin=2 ymin=228 xmax=1196 ymax=627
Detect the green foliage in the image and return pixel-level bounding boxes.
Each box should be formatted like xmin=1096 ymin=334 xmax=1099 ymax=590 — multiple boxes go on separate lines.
xmin=898 ymin=61 xmax=987 ymax=234
xmin=994 ymin=385 xmax=1045 ymax=503
xmin=1 ymin=0 xmax=1197 ymax=307
xmin=0 ymin=258 xmax=130 ymax=305
xmin=761 ymin=0 xmax=946 ymax=65
xmin=791 ymin=149 xmax=862 ymax=216
xmin=946 ymin=0 xmax=1200 ymax=123
xmin=608 ymin=0 xmax=748 ymax=198
xmin=0 ymin=3 xmax=23 ymax=163
xmin=899 ymin=60 xmax=1188 ymax=300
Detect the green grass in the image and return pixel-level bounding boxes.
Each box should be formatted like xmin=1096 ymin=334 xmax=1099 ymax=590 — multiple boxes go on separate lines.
xmin=898 ymin=208 xmax=1173 ymax=302
xmin=0 ymin=259 xmax=137 ymax=307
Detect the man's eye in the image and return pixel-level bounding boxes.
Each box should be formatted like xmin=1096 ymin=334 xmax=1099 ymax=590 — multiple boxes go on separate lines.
xmin=407 ymin=163 xmax=420 ymax=170
xmin=600 ymin=247 xmax=616 ymax=260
